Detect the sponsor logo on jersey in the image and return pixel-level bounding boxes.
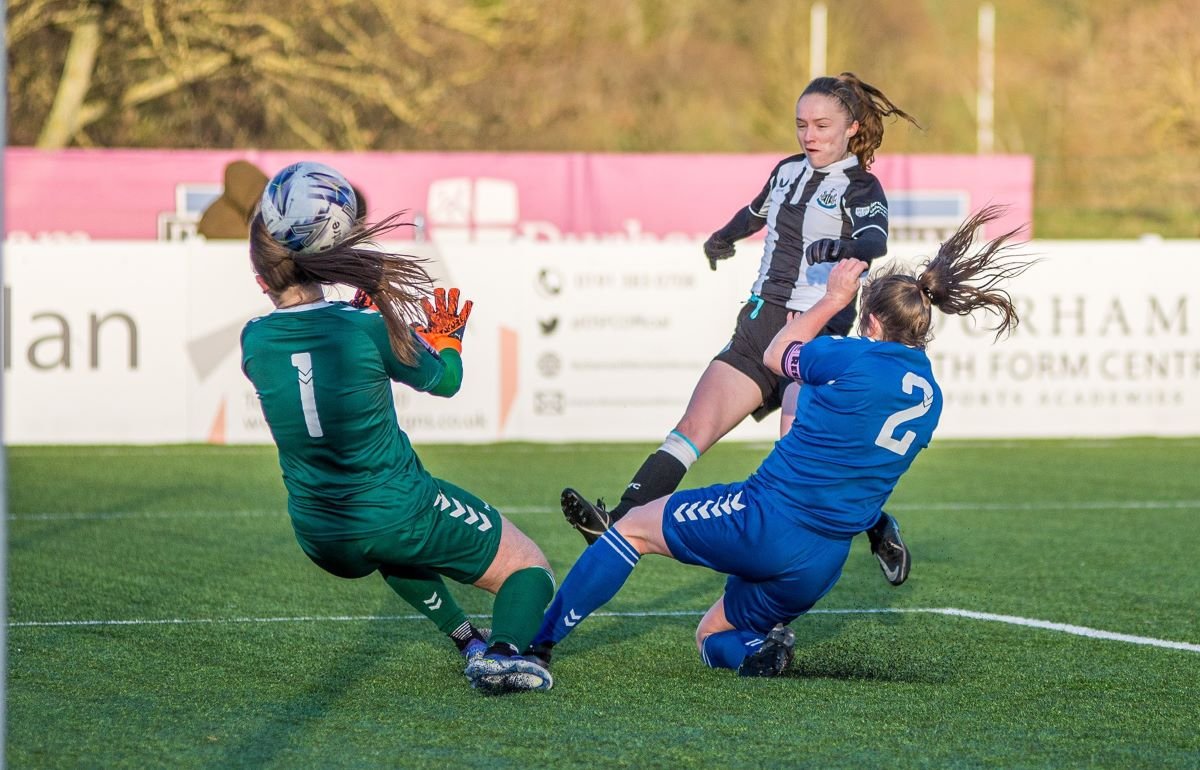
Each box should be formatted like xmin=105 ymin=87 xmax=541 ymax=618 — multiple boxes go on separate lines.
xmin=854 ymin=202 xmax=888 ymax=219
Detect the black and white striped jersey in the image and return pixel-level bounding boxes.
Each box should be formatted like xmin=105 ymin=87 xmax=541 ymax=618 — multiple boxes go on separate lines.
xmin=744 ymin=153 xmax=889 ymax=314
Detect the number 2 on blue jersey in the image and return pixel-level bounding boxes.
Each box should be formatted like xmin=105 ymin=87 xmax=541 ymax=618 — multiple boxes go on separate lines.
xmin=874 ymin=371 xmax=933 ymax=456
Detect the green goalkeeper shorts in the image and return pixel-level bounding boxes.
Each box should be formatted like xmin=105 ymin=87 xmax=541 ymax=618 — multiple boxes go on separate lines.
xmin=294 ymin=478 xmax=504 ymax=585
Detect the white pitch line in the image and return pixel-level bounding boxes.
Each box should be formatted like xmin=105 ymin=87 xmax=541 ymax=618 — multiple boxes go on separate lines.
xmin=894 ymin=500 xmax=1200 ymax=512
xmin=9 ymin=510 xmax=287 ymax=522
xmin=926 ymin=608 xmax=1200 ymax=653
xmin=804 ymin=608 xmax=1200 ymax=653
xmin=7 ymin=509 xmax=556 ymax=522
xmin=10 ymin=499 xmax=1200 ymax=522
xmin=8 ymin=608 xmax=1199 ymax=654
xmin=5 ymin=611 xmax=701 ymax=628
xmin=11 ymin=440 xmax=1198 ymax=458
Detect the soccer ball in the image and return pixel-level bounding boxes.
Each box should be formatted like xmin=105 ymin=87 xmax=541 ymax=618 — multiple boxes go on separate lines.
xmin=260 ymin=161 xmax=358 ymax=254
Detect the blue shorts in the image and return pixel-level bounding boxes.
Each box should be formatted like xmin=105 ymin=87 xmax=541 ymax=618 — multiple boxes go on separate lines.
xmin=661 ymin=481 xmax=851 ymax=633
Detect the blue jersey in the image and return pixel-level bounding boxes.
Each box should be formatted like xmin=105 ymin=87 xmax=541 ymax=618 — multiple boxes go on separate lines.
xmin=748 ymin=335 xmax=942 ymax=538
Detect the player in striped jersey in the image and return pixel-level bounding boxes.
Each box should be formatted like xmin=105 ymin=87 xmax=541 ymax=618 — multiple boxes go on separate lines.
xmin=533 ymin=207 xmax=1031 ymax=677
xmin=242 ymin=163 xmax=554 ymax=694
xmin=561 ymin=73 xmax=922 ymax=586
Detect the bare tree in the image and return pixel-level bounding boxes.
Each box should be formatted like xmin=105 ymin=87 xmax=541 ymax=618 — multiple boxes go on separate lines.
xmin=6 ymin=0 xmax=1196 ymax=235
xmin=9 ymin=0 xmax=522 ymax=149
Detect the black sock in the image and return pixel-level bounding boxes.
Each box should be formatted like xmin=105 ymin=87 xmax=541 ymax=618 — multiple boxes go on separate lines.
xmin=449 ymin=621 xmax=483 ymax=652
xmin=527 ymin=640 xmax=555 ymax=665
xmin=867 ymin=511 xmax=889 ymax=535
xmin=611 ymin=450 xmax=689 ymax=520
xmin=486 ymin=641 xmax=520 ymax=657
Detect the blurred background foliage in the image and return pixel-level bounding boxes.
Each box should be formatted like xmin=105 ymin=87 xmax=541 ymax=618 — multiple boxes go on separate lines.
xmin=7 ymin=0 xmax=1199 ymax=236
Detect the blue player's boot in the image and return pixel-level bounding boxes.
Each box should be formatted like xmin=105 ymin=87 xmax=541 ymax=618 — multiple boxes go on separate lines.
xmin=465 ymin=644 xmax=553 ymax=694
xmin=737 ymin=624 xmax=795 ymax=678
xmin=561 ymin=488 xmax=611 ymax=545
xmin=460 ymin=627 xmax=490 ymax=662
xmin=523 ymin=641 xmax=554 ymax=671
xmin=867 ymin=512 xmax=910 ymax=586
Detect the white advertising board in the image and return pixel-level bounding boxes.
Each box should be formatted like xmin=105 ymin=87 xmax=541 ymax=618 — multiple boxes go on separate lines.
xmin=5 ymin=246 xmax=193 ymax=443
xmin=3 ymin=239 xmax=1198 ymax=444
xmin=897 ymin=240 xmax=1200 ymax=437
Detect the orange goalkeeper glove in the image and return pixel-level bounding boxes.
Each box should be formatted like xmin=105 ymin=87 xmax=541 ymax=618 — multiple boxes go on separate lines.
xmin=350 ymin=289 xmax=376 ymax=309
xmin=413 ymin=287 xmax=473 ymax=353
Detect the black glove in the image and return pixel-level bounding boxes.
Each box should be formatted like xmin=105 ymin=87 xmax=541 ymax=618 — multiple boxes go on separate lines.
xmin=805 ymin=238 xmax=848 ymax=264
xmin=703 ymin=235 xmax=736 ymax=271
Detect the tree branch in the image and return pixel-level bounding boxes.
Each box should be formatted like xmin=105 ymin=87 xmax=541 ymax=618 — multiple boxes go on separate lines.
xmin=36 ymin=7 xmax=102 ymax=148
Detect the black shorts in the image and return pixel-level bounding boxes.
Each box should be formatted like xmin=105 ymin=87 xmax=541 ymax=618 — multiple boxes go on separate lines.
xmin=713 ymin=298 xmax=852 ymax=421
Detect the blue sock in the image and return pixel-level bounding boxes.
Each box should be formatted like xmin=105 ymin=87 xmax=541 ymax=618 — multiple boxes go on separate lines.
xmin=533 ymin=529 xmax=641 ymax=646
xmin=701 ymin=629 xmax=766 ymax=669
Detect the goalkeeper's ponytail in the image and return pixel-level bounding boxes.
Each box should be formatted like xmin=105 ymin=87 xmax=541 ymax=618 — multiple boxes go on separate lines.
xmin=249 ymin=212 xmax=434 ymax=365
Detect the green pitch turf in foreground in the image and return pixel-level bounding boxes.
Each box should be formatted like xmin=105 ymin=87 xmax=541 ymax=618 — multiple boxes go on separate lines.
xmin=8 ymin=440 xmax=1200 ymax=768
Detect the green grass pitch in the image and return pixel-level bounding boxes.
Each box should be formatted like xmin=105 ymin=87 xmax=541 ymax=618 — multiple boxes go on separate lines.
xmin=8 ymin=439 xmax=1200 ymax=768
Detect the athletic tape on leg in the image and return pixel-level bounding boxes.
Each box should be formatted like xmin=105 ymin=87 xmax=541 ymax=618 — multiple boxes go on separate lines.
xmin=661 ymin=430 xmax=701 ymax=469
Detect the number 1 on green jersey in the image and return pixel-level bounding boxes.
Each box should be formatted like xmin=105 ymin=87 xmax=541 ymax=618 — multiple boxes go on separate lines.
xmin=290 ymin=352 xmax=324 ymax=438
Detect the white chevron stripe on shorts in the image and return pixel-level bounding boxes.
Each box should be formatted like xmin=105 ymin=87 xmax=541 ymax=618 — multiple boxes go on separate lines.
xmin=672 ymin=491 xmax=746 ymax=523
xmin=433 ymin=492 xmax=494 ymax=533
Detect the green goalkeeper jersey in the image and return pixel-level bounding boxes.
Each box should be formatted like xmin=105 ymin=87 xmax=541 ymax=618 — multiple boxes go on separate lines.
xmin=241 ymin=300 xmax=461 ymax=541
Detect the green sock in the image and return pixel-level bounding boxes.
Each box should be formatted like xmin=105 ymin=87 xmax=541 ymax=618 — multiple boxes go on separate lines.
xmin=381 ymin=567 xmax=471 ymax=639
xmin=489 ymin=566 xmax=555 ymax=651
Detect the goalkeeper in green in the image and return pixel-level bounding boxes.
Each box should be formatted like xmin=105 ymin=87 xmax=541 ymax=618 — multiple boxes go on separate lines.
xmin=240 ymin=163 xmax=554 ymax=694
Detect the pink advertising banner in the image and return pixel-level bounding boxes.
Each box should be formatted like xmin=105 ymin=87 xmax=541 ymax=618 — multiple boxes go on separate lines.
xmin=5 ymin=148 xmax=1032 ymax=243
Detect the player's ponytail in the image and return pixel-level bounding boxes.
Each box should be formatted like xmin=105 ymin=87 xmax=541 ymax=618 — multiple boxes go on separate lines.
xmin=802 ymin=72 xmax=920 ymax=169
xmin=861 ymin=206 xmax=1035 ymax=348
xmin=249 ymin=212 xmax=434 ymax=365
